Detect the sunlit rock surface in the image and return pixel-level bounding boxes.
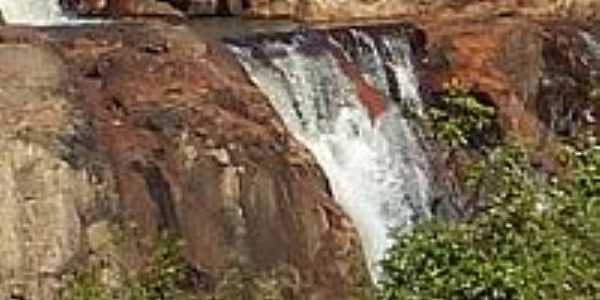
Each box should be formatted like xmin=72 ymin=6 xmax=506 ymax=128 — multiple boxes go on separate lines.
xmin=0 ymin=2 xmax=599 ymax=299
xmin=0 ymin=43 xmax=115 ymax=300
xmin=0 ymin=0 xmax=67 ymax=25
xmin=53 ymin=0 xmax=600 ymax=20
xmin=0 ymin=23 xmax=372 ymax=300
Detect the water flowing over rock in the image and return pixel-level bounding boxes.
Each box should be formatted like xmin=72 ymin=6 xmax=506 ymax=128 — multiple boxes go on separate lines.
xmin=229 ymin=25 xmax=433 ymax=279
xmin=0 ymin=0 xmax=67 ymax=25
xmin=1 ymin=4 xmax=600 ymax=299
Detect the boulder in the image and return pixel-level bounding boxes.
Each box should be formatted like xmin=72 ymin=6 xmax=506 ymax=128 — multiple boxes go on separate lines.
xmin=420 ymin=17 xmax=600 ymax=147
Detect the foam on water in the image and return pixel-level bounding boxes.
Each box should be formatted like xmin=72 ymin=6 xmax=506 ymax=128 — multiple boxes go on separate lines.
xmin=581 ymin=30 xmax=600 ymax=58
xmin=0 ymin=0 xmax=70 ymax=25
xmin=228 ymin=27 xmax=432 ymax=280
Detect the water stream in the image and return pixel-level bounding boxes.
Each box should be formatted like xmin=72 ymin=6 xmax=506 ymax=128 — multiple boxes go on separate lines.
xmin=228 ymin=26 xmax=433 ymax=279
xmin=0 ymin=1 xmax=435 ymax=280
xmin=0 ymin=0 xmax=68 ymax=25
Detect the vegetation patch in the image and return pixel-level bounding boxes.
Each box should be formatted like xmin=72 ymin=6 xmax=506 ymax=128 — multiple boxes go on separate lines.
xmin=62 ymin=233 xmax=201 ymax=300
xmin=425 ymin=79 xmax=500 ymax=150
xmin=379 ymin=143 xmax=600 ymax=300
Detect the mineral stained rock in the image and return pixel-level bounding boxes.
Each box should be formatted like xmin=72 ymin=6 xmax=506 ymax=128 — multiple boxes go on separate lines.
xmin=0 ymin=6 xmax=599 ymax=300
xmin=0 ymin=23 xmax=371 ymax=300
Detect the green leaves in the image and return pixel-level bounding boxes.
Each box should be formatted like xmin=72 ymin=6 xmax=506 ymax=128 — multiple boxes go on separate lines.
xmin=380 ymin=144 xmax=600 ymax=300
xmin=62 ymin=234 xmax=196 ymax=300
xmin=427 ymin=81 xmax=498 ymax=149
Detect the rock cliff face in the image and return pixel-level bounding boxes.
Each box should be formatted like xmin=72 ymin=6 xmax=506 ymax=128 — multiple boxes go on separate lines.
xmin=419 ymin=18 xmax=600 ymax=151
xmin=60 ymin=0 xmax=600 ymax=20
xmin=0 ymin=4 xmax=599 ymax=300
xmin=0 ymin=24 xmax=371 ymax=300
xmin=0 ymin=42 xmax=98 ymax=300
xmin=415 ymin=17 xmax=600 ymax=214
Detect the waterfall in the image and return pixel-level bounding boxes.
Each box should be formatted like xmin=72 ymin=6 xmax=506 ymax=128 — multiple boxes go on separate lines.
xmin=0 ymin=0 xmax=67 ymax=25
xmin=228 ymin=26 xmax=432 ymax=280
xmin=581 ymin=31 xmax=600 ymax=59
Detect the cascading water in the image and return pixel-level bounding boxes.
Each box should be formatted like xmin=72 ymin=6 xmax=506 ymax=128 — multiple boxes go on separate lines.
xmin=0 ymin=0 xmax=66 ymax=25
xmin=581 ymin=31 xmax=600 ymax=59
xmin=0 ymin=0 xmax=74 ymax=25
xmin=228 ymin=26 xmax=432 ymax=280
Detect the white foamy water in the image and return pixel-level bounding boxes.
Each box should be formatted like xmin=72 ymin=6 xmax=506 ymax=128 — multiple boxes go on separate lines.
xmin=229 ymin=27 xmax=432 ymax=280
xmin=581 ymin=31 xmax=600 ymax=58
xmin=0 ymin=0 xmax=69 ymax=25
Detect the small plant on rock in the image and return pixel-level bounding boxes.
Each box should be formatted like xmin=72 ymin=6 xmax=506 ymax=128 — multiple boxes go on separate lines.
xmin=427 ymin=79 xmax=499 ymax=149
xmin=62 ymin=232 xmax=199 ymax=300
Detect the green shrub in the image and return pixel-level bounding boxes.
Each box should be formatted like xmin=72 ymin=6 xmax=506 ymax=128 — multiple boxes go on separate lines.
xmin=427 ymin=80 xmax=498 ymax=149
xmin=62 ymin=264 xmax=112 ymax=300
xmin=62 ymin=234 xmax=197 ymax=300
xmin=379 ymin=144 xmax=600 ymax=300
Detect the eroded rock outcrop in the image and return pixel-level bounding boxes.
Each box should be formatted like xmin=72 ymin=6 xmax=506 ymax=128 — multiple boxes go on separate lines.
xmin=247 ymin=0 xmax=600 ymax=20
xmin=74 ymin=0 xmax=600 ymax=20
xmin=0 ymin=42 xmax=119 ymax=300
xmin=0 ymin=23 xmax=371 ymax=300
xmin=419 ymin=18 xmax=600 ymax=151
xmin=1 ymin=5 xmax=600 ymax=299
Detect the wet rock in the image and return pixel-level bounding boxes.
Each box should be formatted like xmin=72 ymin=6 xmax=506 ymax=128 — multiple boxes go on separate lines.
xmin=2 ymin=9 xmax=599 ymax=300
xmin=420 ymin=18 xmax=546 ymax=145
xmin=414 ymin=17 xmax=600 ymax=215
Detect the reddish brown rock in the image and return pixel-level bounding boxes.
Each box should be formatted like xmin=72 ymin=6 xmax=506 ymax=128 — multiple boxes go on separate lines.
xmin=419 ymin=18 xmax=546 ymax=145
xmin=63 ymin=0 xmax=600 ymax=20
xmin=246 ymin=0 xmax=600 ymax=21
xmin=419 ymin=17 xmax=600 ymax=147
xmin=48 ymin=22 xmax=370 ymax=299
